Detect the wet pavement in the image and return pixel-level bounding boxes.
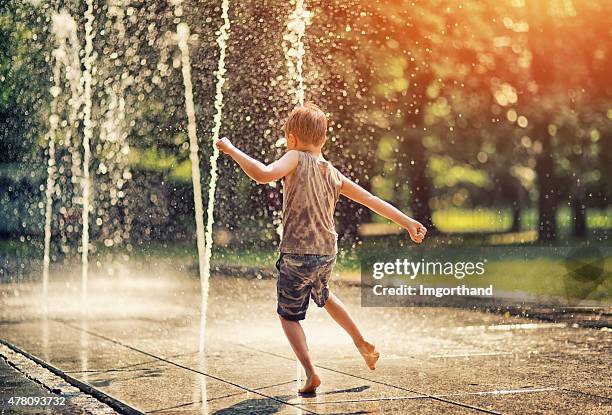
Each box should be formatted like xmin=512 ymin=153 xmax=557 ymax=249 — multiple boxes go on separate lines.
xmin=0 ymin=261 xmax=610 ymax=414
xmin=0 ymin=357 xmax=85 ymax=414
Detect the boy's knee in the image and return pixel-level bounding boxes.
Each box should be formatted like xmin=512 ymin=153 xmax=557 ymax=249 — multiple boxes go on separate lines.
xmin=278 ymin=310 xmax=305 ymax=322
xmin=322 ymin=291 xmax=335 ymax=306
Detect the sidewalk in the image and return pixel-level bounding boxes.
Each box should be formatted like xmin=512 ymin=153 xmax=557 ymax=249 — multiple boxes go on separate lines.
xmin=0 ymin=355 xmax=86 ymax=414
xmin=1 ymin=260 xmax=611 ymax=414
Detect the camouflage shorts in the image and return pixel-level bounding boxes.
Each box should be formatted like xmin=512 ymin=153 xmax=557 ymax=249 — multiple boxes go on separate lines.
xmin=276 ymin=253 xmax=337 ymax=321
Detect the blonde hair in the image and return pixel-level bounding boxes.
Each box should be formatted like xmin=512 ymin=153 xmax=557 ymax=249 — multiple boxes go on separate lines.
xmin=283 ymin=102 xmax=328 ymax=146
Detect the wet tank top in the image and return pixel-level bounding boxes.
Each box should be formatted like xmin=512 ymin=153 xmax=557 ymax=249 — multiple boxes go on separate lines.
xmin=279 ymin=151 xmax=343 ymax=255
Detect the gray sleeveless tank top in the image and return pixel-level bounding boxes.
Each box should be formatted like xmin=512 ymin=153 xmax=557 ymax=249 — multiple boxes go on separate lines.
xmin=279 ymin=151 xmax=343 ymax=255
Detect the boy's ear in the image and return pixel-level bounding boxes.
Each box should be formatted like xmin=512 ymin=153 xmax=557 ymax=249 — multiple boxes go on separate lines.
xmin=288 ymin=133 xmax=297 ymax=146
xmin=318 ymin=135 xmax=328 ymax=148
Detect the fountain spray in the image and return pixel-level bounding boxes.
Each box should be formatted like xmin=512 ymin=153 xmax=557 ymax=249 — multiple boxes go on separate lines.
xmin=52 ymin=12 xmax=84 ymax=256
xmin=294 ymin=0 xmax=308 ymax=106
xmin=284 ymin=0 xmax=312 ymax=107
xmin=199 ymin=0 xmax=231 ymax=353
xmin=45 ymin=11 xmax=82 ymax=297
xmin=42 ymin=54 xmax=62 ymax=299
xmin=99 ymin=0 xmax=132 ymax=248
xmin=62 ymin=16 xmax=84 ymax=189
xmin=81 ymin=0 xmax=96 ymax=303
xmin=175 ymin=19 xmax=208 ymax=352
xmin=276 ymin=0 xmax=313 ymax=243
xmin=284 ymin=0 xmax=312 ymax=390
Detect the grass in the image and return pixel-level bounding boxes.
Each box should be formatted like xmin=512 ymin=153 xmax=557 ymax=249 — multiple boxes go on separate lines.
xmin=433 ymin=206 xmax=610 ymax=234
xmin=471 ymin=258 xmax=611 ymax=302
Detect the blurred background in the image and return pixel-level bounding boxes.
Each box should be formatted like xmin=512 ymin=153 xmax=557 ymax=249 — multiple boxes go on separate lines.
xmin=0 ymin=0 xmax=610 ymax=301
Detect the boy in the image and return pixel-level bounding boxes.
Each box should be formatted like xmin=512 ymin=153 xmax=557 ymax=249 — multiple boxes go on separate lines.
xmin=216 ymin=102 xmax=427 ymax=394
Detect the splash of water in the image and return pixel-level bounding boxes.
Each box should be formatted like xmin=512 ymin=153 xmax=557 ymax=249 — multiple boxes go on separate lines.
xmin=45 ymin=11 xmax=82 ymax=296
xmin=283 ymin=0 xmax=312 ymax=107
xmin=63 ymin=22 xmax=83 ymax=191
xmin=175 ymin=19 xmax=208 ymax=353
xmin=283 ymin=0 xmax=312 ymax=391
xmin=42 ymin=56 xmax=62 ymax=299
xmin=275 ymin=0 xmax=313 ymax=242
xmin=199 ymin=0 xmax=231 ymax=353
xmin=97 ymin=87 xmax=132 ymax=249
xmin=193 ymin=351 xmax=209 ymax=414
xmin=98 ymin=0 xmax=132 ymax=249
xmin=50 ymin=11 xmax=83 ymax=255
xmin=81 ymin=0 xmax=96 ymax=303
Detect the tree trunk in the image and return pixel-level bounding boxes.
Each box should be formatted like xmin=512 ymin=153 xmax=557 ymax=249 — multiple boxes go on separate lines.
xmin=510 ymin=179 xmax=523 ymax=233
xmin=572 ymin=192 xmax=587 ymax=238
xmin=599 ymin=128 xmax=611 ymax=208
xmin=400 ymin=130 xmax=436 ymax=232
xmin=572 ymin=136 xmax=589 ymax=238
xmin=535 ymin=129 xmax=557 ymax=241
xmin=525 ymin=0 xmax=557 ymax=242
xmin=511 ymin=202 xmax=521 ymax=233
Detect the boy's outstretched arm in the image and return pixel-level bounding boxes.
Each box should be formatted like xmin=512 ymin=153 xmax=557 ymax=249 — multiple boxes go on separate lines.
xmin=216 ymin=137 xmax=299 ymax=184
xmin=339 ymin=175 xmax=427 ymax=244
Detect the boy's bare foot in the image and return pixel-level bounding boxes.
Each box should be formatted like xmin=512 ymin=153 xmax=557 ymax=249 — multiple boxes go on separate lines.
xmin=298 ymin=373 xmax=321 ymax=395
xmin=357 ymin=341 xmax=380 ymax=370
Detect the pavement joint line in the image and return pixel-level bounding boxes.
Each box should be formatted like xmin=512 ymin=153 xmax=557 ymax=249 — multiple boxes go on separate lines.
xmin=64 ymin=352 xmax=194 ymax=375
xmin=293 ymin=395 xmax=427 ymax=405
xmin=0 ymin=338 xmax=144 ymax=415
xmin=236 ymin=343 xmax=502 ymax=414
xmin=291 ymin=387 xmax=563 ymax=405
xmin=438 ymin=387 xmax=559 ymax=398
xmin=204 ymin=379 xmax=298 ymax=403
xmin=447 ymin=322 xmax=569 ymax=332
xmin=147 ymin=379 xmax=297 ymax=413
xmin=427 ymin=352 xmax=514 ymax=359
xmin=561 ymin=388 xmax=612 ymax=401
xmin=52 ymin=318 xmax=322 ymax=415
xmin=65 ymin=367 xmax=159 ymax=375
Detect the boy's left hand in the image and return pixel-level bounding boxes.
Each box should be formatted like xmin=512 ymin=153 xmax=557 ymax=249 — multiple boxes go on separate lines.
xmin=405 ymin=218 xmax=427 ymax=244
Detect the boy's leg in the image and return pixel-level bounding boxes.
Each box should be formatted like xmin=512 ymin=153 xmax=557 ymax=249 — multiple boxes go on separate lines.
xmin=276 ymin=254 xmax=323 ymax=393
xmin=279 ymin=315 xmax=321 ymax=393
xmin=323 ymin=292 xmax=365 ymax=344
xmin=323 ymin=292 xmax=380 ymax=370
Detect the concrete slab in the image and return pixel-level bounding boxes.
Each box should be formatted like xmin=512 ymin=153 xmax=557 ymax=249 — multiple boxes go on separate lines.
xmin=0 ymin=357 xmax=86 ymax=415
xmin=81 ymin=361 xmax=240 ymax=413
xmin=458 ymin=390 xmax=612 ymax=414
xmin=299 ymin=397 xmax=481 ymax=414
xmin=1 ymin=267 xmax=609 ymax=414
xmin=0 ymin=320 xmax=155 ymax=374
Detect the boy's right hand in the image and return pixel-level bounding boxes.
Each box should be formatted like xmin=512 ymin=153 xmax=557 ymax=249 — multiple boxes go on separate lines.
xmin=215 ymin=137 xmax=234 ymax=154
xmin=404 ymin=218 xmax=427 ymax=244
